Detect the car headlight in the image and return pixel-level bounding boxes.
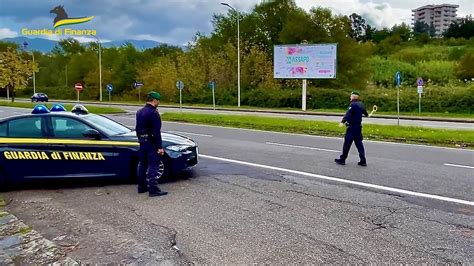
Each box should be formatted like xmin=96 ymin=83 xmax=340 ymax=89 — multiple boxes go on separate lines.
xmin=166 ymin=145 xmax=192 ymax=152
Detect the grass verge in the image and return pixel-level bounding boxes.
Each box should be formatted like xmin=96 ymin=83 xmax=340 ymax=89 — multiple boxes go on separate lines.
xmin=0 ymin=101 xmax=125 ymax=114
xmin=162 ymin=112 xmax=474 ymax=148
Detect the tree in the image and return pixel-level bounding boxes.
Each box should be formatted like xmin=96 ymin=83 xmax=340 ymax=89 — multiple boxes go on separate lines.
xmin=0 ymin=48 xmax=35 ymax=102
xmin=456 ymin=49 xmax=474 ymax=81
xmin=349 ymin=13 xmax=368 ymax=41
xmin=444 ymin=16 xmax=474 ymax=39
xmin=56 ymin=38 xmax=85 ymax=56
xmin=414 ymin=21 xmax=435 ymax=37
xmin=391 ymin=23 xmax=412 ymax=42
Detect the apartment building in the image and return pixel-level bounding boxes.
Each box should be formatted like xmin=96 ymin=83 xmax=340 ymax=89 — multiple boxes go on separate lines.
xmin=412 ymin=4 xmax=459 ymax=35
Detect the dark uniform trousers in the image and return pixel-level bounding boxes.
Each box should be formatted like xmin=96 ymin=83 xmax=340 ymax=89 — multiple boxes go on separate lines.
xmin=340 ymin=125 xmax=366 ymax=163
xmin=137 ymin=141 xmax=161 ymax=194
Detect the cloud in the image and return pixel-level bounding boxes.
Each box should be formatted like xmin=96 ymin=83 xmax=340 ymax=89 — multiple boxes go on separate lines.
xmin=1 ymin=0 xmax=472 ymax=44
xmin=296 ymin=0 xmax=412 ymax=28
xmin=0 ymin=28 xmax=18 ymax=38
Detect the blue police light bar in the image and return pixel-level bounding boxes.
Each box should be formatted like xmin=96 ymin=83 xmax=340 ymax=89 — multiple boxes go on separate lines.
xmin=50 ymin=104 xmax=67 ymax=112
xmin=32 ymin=105 xmax=50 ymax=114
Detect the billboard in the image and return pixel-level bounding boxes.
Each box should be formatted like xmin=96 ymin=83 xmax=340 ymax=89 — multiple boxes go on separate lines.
xmin=274 ymin=44 xmax=337 ymax=79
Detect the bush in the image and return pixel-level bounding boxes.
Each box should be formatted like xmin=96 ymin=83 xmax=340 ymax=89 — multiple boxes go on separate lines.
xmin=368 ymin=57 xmax=417 ymax=87
xmin=456 ymin=49 xmax=474 ymax=80
xmin=415 ymin=61 xmax=456 ymax=84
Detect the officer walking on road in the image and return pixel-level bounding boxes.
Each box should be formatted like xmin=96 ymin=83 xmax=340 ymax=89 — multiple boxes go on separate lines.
xmin=335 ymin=91 xmax=370 ymax=167
xmin=135 ymin=91 xmax=168 ymax=197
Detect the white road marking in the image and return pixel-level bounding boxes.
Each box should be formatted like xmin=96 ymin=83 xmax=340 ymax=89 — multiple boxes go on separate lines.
xmin=171 ymin=131 xmax=213 ymax=137
xmin=200 ymin=154 xmax=474 ymax=206
xmin=117 ymin=116 xmax=135 ymax=120
xmin=266 ymin=142 xmax=339 ymax=153
xmin=163 ymin=121 xmax=473 ymax=152
xmin=444 ymin=163 xmax=474 ymax=170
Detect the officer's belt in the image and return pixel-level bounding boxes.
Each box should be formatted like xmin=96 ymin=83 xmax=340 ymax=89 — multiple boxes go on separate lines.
xmin=138 ymin=134 xmax=154 ymax=141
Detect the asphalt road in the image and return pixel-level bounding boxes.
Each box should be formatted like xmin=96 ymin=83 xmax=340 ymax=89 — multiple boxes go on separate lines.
xmin=5 ymin=98 xmax=474 ymax=129
xmin=1 ymin=106 xmax=473 ymax=264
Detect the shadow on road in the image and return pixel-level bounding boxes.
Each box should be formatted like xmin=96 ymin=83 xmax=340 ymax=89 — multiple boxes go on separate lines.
xmin=6 ymin=169 xmax=197 ymax=192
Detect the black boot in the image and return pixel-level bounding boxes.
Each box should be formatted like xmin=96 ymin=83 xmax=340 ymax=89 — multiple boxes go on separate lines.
xmin=149 ymin=187 xmax=168 ymax=197
xmin=149 ymin=191 xmax=168 ymax=197
xmin=334 ymin=158 xmax=346 ymax=165
xmin=358 ymin=161 xmax=367 ymax=167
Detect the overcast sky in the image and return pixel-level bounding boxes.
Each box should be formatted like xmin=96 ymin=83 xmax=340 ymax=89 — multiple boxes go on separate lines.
xmin=0 ymin=0 xmax=472 ymax=44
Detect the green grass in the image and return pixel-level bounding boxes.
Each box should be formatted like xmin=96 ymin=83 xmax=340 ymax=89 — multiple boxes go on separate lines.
xmin=0 ymin=101 xmax=125 ymax=114
xmin=162 ymin=112 xmax=474 ymax=148
xmin=81 ymin=100 xmax=474 ymax=119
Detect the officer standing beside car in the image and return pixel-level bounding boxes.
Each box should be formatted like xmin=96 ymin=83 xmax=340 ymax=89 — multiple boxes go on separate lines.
xmin=335 ymin=91 xmax=371 ymax=167
xmin=135 ymin=91 xmax=168 ymax=197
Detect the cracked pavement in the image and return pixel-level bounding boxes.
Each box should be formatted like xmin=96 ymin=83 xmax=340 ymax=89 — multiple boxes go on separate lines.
xmin=3 ymin=160 xmax=473 ymax=264
xmin=1 ymin=108 xmax=473 ymax=263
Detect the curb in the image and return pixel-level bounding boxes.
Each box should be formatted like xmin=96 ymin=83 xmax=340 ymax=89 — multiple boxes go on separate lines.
xmin=0 ymin=202 xmax=77 ymax=264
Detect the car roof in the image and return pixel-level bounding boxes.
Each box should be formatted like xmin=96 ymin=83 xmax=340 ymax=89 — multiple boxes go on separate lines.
xmin=0 ymin=112 xmax=92 ymax=122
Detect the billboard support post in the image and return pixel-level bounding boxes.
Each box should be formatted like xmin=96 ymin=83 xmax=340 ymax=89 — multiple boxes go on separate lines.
xmin=302 ymin=79 xmax=307 ymax=111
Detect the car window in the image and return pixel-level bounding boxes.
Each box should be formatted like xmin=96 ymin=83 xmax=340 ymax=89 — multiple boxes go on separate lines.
xmin=82 ymin=114 xmax=131 ymax=136
xmin=51 ymin=117 xmax=93 ymax=138
xmin=0 ymin=122 xmax=6 ymax=137
xmin=8 ymin=117 xmax=43 ymax=138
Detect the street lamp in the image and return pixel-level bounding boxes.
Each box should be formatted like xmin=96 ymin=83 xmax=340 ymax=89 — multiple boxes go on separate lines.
xmin=22 ymin=42 xmax=36 ymax=94
xmin=91 ymin=36 xmax=103 ymax=102
xmin=221 ymin=2 xmax=241 ymax=107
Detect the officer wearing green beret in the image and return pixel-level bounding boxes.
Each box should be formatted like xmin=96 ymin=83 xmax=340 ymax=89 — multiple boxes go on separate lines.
xmin=335 ymin=91 xmax=369 ymax=166
xmin=135 ymin=91 xmax=168 ymax=197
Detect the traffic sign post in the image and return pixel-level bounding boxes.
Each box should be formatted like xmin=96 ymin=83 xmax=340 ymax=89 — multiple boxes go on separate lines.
xmin=75 ymin=83 xmax=83 ymax=102
xmin=176 ymin=80 xmax=184 ymax=112
xmin=208 ymin=80 xmax=216 ymax=110
xmin=134 ymin=82 xmax=144 ymax=102
xmin=395 ymin=71 xmax=401 ymax=125
xmin=106 ymin=84 xmax=113 ymax=102
xmin=416 ymin=78 xmax=424 ymax=114
xmin=417 ymin=86 xmax=423 ymax=113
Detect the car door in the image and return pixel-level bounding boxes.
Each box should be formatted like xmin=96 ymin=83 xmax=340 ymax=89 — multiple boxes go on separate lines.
xmin=46 ymin=115 xmax=121 ymax=178
xmin=0 ymin=116 xmax=52 ymax=181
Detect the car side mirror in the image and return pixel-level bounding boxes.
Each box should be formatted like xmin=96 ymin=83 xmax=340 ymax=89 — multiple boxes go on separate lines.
xmin=82 ymin=129 xmax=101 ymax=140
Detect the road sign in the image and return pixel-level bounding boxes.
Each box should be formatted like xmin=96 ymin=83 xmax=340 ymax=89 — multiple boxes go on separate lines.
xmin=417 ymin=86 xmax=423 ymax=94
xmin=208 ymin=81 xmax=216 ymax=90
xmin=417 ymin=77 xmax=424 ymax=86
xmin=106 ymin=84 xmax=113 ymax=92
xmin=75 ymin=83 xmax=83 ymax=91
xmin=176 ymin=80 xmax=184 ymax=90
xmin=395 ymin=71 xmax=401 ymax=86
xmin=134 ymin=82 xmax=144 ymax=88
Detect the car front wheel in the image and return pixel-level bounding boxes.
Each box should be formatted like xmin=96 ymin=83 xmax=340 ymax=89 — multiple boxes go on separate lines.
xmin=151 ymin=157 xmax=171 ymax=183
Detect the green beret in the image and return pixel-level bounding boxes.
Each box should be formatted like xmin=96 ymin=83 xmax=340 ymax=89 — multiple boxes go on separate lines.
xmin=351 ymin=91 xmax=360 ymax=96
xmin=147 ymin=91 xmax=161 ymax=100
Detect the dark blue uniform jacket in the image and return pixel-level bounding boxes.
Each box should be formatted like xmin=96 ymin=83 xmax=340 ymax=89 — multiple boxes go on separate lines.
xmin=135 ymin=103 xmax=163 ymax=148
xmin=342 ymin=100 xmax=368 ymax=127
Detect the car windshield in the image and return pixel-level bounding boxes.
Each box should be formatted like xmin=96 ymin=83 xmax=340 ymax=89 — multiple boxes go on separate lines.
xmin=82 ymin=114 xmax=131 ymax=136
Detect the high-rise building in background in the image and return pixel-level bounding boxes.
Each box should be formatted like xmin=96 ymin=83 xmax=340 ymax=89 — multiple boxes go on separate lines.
xmin=412 ymin=4 xmax=460 ymax=36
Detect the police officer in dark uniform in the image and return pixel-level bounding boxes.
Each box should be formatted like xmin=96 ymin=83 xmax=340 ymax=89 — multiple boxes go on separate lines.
xmin=335 ymin=91 xmax=369 ymax=166
xmin=135 ymin=91 xmax=168 ymax=197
